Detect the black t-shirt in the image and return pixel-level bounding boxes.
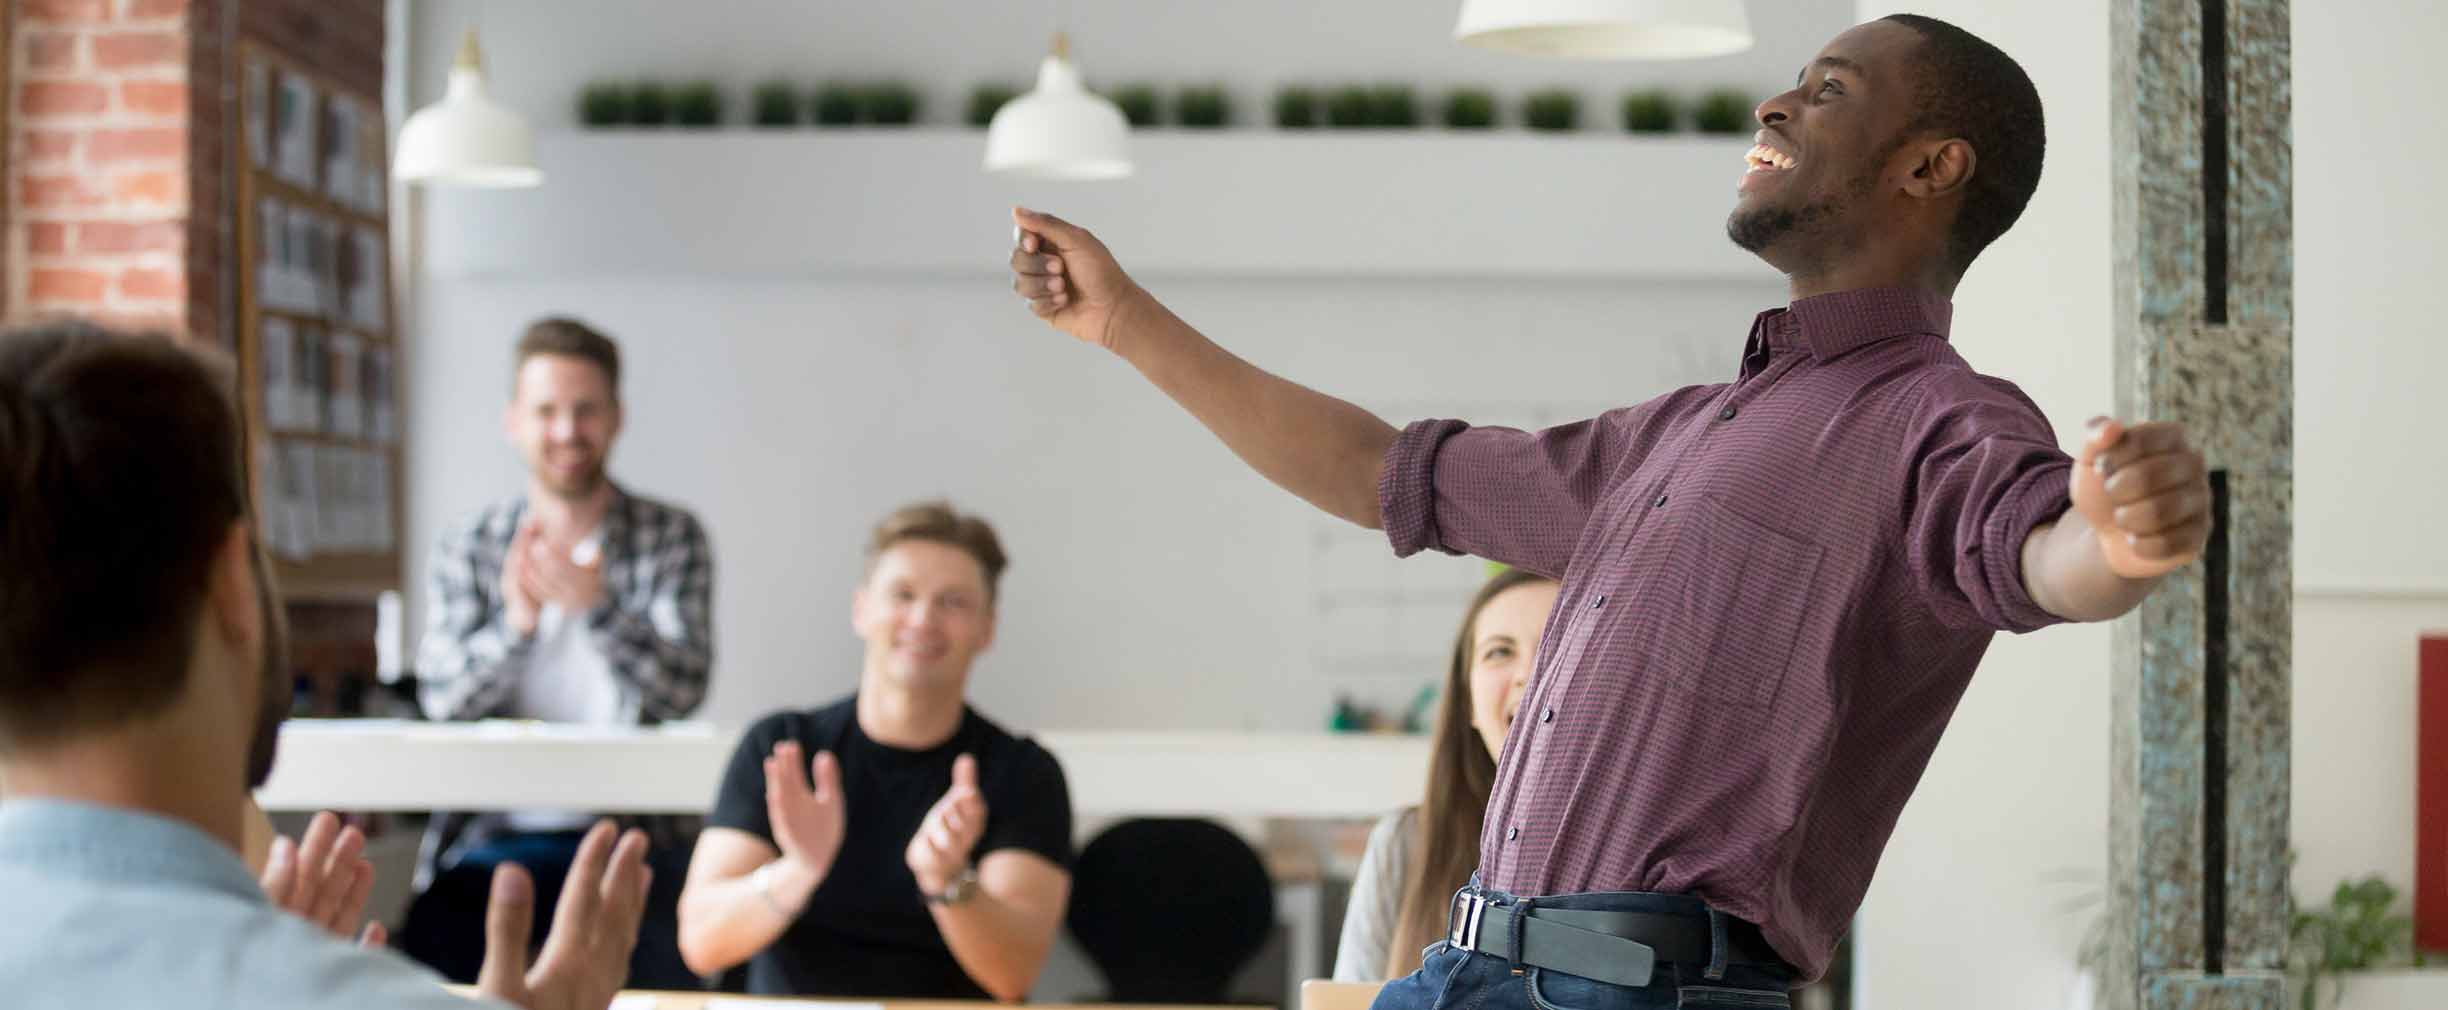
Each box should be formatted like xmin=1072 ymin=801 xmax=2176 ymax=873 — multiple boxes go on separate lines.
xmin=708 ymin=697 xmax=1074 ymax=998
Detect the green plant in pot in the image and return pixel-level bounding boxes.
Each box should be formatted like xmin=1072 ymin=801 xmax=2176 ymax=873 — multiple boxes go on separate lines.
xmin=862 ymin=83 xmax=921 ymax=126
xmin=1693 ymin=89 xmax=1753 ymax=134
xmin=1442 ymin=88 xmax=1498 ymax=129
xmin=627 ymin=81 xmax=673 ymax=126
xmin=1177 ymin=85 xmax=1230 ymax=129
xmin=1326 ymin=85 xmax=1377 ymax=128
xmin=966 ymin=82 xmax=1019 ymax=128
xmin=1371 ymin=85 xmax=1418 ymax=128
xmin=1621 ymin=89 xmax=1678 ymax=133
xmin=673 ymin=81 xmax=722 ymax=127
xmin=750 ymin=81 xmax=800 ymax=127
xmin=2291 ymin=876 xmax=2422 ymax=1010
xmin=812 ymin=82 xmax=862 ymax=126
xmin=578 ymin=82 xmax=630 ymax=127
xmin=1523 ymin=89 xmax=1579 ymax=132
xmin=1108 ymin=83 xmax=1161 ymax=127
xmin=1273 ymin=86 xmax=1319 ymax=129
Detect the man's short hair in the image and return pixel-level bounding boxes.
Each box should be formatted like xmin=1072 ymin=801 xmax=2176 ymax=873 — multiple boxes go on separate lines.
xmin=514 ymin=317 xmax=622 ymax=399
xmin=866 ymin=501 xmax=1009 ymax=601
xmin=1882 ymin=13 xmax=2047 ymax=271
xmin=0 ymin=320 xmax=249 ymax=749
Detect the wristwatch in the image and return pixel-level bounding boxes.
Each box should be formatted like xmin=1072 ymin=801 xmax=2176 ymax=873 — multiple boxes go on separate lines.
xmin=925 ymin=865 xmax=980 ymax=905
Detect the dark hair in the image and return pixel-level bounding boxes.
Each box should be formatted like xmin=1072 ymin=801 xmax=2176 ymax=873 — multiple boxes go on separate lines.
xmin=867 ymin=500 xmax=1009 ymax=601
xmin=1880 ymin=13 xmax=2046 ymax=271
xmin=1384 ymin=565 xmax=1558 ymax=976
xmin=0 ymin=319 xmax=249 ymax=749
xmin=514 ymin=316 xmax=622 ymax=398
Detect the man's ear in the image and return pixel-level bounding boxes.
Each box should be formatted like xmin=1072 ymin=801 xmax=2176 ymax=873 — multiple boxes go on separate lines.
xmin=204 ymin=521 xmax=261 ymax=658
xmin=1902 ymin=137 xmax=1976 ymax=199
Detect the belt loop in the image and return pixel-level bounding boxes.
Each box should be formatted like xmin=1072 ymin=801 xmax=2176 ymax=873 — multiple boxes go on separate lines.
xmin=1703 ymin=907 xmax=1729 ymax=981
xmin=1506 ymin=895 xmax=1536 ymax=973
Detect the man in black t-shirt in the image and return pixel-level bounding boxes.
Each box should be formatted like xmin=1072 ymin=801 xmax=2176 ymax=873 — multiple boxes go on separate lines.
xmin=676 ymin=503 xmax=1072 ymax=999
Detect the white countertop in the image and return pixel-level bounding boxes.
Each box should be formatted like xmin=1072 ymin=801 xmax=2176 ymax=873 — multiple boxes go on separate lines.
xmin=257 ymin=720 xmax=1430 ymax=819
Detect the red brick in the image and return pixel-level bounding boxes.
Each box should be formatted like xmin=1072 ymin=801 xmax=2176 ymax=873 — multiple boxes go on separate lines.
xmin=91 ymin=30 xmax=184 ymax=71
xmin=30 ymin=268 xmax=112 ymax=303
xmin=110 ymin=170 xmax=184 ymax=207
xmin=25 ymin=32 xmax=84 ymax=72
xmin=19 ymin=81 xmax=111 ymax=117
xmin=19 ymin=0 xmax=110 ymax=23
xmin=23 ymin=130 xmax=80 ymax=162
xmin=20 ymin=175 xmax=109 ymax=208
xmin=118 ymin=80 xmax=190 ymax=118
xmin=86 ymin=126 xmax=187 ymax=162
xmin=28 ymin=223 xmax=73 ymax=256
xmin=124 ymin=0 xmax=190 ymax=16
xmin=75 ymin=220 xmax=183 ymax=255
xmin=117 ymin=268 xmax=186 ymax=301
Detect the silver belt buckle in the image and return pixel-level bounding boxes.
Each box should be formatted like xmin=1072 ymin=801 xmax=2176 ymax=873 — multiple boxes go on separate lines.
xmin=1448 ymin=891 xmax=1490 ymax=951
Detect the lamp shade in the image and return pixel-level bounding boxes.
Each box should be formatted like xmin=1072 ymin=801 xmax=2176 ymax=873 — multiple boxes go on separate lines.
xmin=1454 ymin=0 xmax=1753 ymax=60
xmin=983 ymin=47 xmax=1132 ymax=181
xmin=394 ymin=31 xmax=542 ymax=188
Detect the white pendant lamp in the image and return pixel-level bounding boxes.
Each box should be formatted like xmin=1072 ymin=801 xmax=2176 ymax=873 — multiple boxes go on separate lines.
xmin=1454 ymin=0 xmax=1753 ymax=60
xmin=983 ymin=33 xmax=1133 ymax=181
xmin=394 ymin=30 xmax=542 ymax=188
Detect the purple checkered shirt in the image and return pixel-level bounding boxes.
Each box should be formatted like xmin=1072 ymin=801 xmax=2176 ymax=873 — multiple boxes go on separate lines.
xmin=1378 ymin=286 xmax=2075 ymax=981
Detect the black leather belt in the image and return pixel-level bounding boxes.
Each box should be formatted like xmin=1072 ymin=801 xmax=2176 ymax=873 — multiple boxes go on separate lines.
xmin=1446 ymin=890 xmax=1788 ymax=989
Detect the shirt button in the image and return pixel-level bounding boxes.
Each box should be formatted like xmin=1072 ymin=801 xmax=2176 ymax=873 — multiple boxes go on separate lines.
xmin=1591 ymin=593 xmax=1607 ymax=609
xmin=1507 ymin=826 xmax=1520 ymax=841
xmin=1719 ymin=405 xmax=1738 ymax=421
xmin=1541 ymin=707 xmax=1555 ymax=723
xmin=1653 ymin=493 xmax=1669 ymax=508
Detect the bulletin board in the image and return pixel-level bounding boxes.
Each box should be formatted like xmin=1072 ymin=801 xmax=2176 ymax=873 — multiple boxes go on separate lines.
xmin=234 ymin=42 xmax=402 ymax=603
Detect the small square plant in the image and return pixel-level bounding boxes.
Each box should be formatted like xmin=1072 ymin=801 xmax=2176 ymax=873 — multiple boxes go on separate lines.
xmin=673 ymin=82 xmax=722 ymax=128
xmin=1108 ymin=84 xmax=1161 ymax=128
xmin=1442 ymin=88 xmax=1498 ymax=130
xmin=1621 ymin=89 xmax=1678 ymax=134
xmin=751 ymin=81 xmax=800 ymax=127
xmin=1326 ymin=85 xmax=1377 ymax=128
xmin=627 ymin=81 xmax=673 ymax=126
xmin=1176 ymin=85 xmax=1230 ymax=129
xmin=1371 ymin=85 xmax=1419 ymax=129
xmin=812 ymin=82 xmax=863 ymax=126
xmin=966 ymin=82 xmax=1020 ymax=128
xmin=1273 ymin=86 xmax=1319 ymax=129
xmin=1523 ymin=89 xmax=1580 ymax=132
xmin=1693 ymin=89 xmax=1754 ymax=134
xmin=578 ymin=82 xmax=631 ymax=127
xmin=861 ymin=83 xmax=921 ymax=126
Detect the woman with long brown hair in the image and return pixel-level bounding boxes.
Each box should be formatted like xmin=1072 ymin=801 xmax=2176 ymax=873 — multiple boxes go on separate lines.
xmin=1331 ymin=567 xmax=1559 ymax=981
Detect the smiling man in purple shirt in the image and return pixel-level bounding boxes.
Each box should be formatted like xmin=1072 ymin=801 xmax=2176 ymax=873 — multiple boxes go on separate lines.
xmin=1009 ymin=14 xmax=2208 ymax=1010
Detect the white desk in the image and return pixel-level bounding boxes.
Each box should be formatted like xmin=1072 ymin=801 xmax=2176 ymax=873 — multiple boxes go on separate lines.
xmin=257 ymin=720 xmax=1429 ymax=819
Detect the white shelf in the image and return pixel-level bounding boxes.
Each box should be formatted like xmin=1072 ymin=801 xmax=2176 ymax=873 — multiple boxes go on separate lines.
xmin=256 ymin=719 xmax=1429 ymax=819
xmin=420 ymin=129 xmax=1776 ymax=282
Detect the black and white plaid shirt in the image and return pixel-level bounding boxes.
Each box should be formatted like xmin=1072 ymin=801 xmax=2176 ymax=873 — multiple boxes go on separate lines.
xmin=412 ymin=484 xmax=713 ymax=886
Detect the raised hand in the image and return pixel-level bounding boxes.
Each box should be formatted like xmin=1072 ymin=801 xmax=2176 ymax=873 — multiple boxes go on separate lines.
xmin=502 ymin=519 xmax=545 ymax=637
xmin=477 ymin=821 xmax=652 ymax=1010
xmin=764 ymin=741 xmax=847 ymax=883
xmin=906 ymin=754 xmax=987 ymax=894
xmin=524 ymin=528 xmax=604 ymax=614
xmin=259 ymin=810 xmax=385 ymax=948
xmin=2070 ymin=417 xmax=2212 ymax=579
xmin=1009 ymin=206 xmax=1146 ymax=353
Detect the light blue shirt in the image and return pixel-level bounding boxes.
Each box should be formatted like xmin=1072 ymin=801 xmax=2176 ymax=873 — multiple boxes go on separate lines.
xmin=0 ymin=797 xmax=505 ymax=1010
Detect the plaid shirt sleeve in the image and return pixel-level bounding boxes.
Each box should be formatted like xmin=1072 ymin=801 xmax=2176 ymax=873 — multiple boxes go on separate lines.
xmin=414 ymin=512 xmax=529 ymax=721
xmin=586 ymin=504 xmax=712 ymax=721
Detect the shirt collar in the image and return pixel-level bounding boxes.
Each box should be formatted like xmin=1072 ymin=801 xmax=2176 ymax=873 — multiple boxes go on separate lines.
xmin=1747 ymin=286 xmax=1954 ymax=363
xmin=0 ymin=797 xmax=267 ymax=904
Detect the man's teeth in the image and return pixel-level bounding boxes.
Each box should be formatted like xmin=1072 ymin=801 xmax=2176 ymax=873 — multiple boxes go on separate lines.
xmin=1746 ymin=144 xmax=1797 ymax=171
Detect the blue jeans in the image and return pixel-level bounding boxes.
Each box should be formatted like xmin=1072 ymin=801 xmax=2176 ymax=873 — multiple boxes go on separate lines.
xmin=1370 ymin=887 xmax=1794 ymax=1010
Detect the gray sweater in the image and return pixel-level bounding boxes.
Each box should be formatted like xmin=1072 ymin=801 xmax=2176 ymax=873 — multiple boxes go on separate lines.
xmin=1333 ymin=807 xmax=1420 ymax=982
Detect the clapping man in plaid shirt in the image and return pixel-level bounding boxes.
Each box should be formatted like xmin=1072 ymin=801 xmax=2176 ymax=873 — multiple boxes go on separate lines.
xmin=399 ymin=317 xmax=714 ymax=991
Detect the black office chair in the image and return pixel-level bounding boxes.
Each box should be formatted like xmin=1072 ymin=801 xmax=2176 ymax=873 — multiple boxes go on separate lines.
xmin=1067 ymin=818 xmax=1277 ymax=1004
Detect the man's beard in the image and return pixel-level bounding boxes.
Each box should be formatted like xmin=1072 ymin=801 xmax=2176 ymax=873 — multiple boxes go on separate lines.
xmin=1727 ymin=196 xmax=1841 ymax=255
xmin=538 ymin=452 xmax=608 ymax=500
xmin=243 ymin=541 xmax=291 ymax=790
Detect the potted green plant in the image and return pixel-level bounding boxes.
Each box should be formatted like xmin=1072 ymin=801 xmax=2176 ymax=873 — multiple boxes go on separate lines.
xmin=627 ymin=81 xmax=672 ymax=126
xmin=1442 ymin=88 xmax=1497 ymax=129
xmin=2291 ymin=876 xmax=2422 ymax=1010
xmin=1273 ymin=86 xmax=1319 ymax=129
xmin=577 ymin=82 xmax=630 ymax=127
xmin=1326 ymin=85 xmax=1377 ymax=128
xmin=1176 ymin=85 xmax=1230 ymax=129
xmin=1108 ymin=83 xmax=1161 ymax=127
xmin=966 ymin=82 xmax=1019 ymax=128
xmin=1371 ymin=85 xmax=1418 ymax=128
xmin=673 ymin=82 xmax=721 ymax=127
xmin=1523 ymin=89 xmax=1579 ymax=132
xmin=1692 ymin=89 xmax=1753 ymax=134
xmin=750 ymin=81 xmax=800 ymax=127
xmin=861 ymin=83 xmax=921 ymax=126
xmin=1621 ymin=89 xmax=1678 ymax=133
xmin=812 ymin=82 xmax=862 ymax=126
